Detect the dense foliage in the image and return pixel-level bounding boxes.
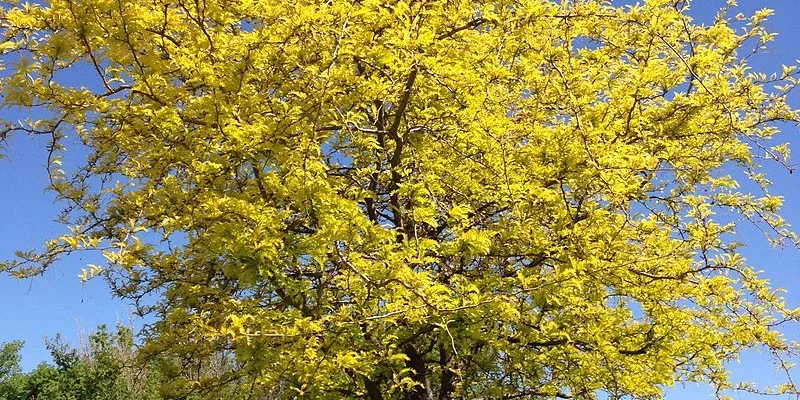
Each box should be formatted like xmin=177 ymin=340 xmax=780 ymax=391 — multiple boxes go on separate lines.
xmin=2 ymin=0 xmax=800 ymax=398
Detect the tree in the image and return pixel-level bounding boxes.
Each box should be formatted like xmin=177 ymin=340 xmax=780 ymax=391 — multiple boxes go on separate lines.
xmin=0 ymin=325 xmax=268 ymax=400
xmin=0 ymin=326 xmax=151 ymax=400
xmin=1 ymin=0 xmax=799 ymax=398
xmin=0 ymin=341 xmax=22 ymax=382
xmin=0 ymin=340 xmax=25 ymax=399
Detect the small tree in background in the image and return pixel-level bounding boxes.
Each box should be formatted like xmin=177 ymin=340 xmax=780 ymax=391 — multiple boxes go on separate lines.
xmin=0 ymin=326 xmax=158 ymax=400
xmin=1 ymin=0 xmax=800 ymax=398
xmin=0 ymin=326 xmax=262 ymax=400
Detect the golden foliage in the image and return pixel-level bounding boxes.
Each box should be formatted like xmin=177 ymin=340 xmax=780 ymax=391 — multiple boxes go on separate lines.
xmin=1 ymin=0 xmax=799 ymax=398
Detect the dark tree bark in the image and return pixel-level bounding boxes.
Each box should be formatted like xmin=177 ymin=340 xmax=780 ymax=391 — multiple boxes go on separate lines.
xmin=403 ymin=343 xmax=433 ymax=400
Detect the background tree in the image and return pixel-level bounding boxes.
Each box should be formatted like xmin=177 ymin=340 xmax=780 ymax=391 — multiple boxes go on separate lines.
xmin=0 ymin=341 xmax=24 ymax=399
xmin=1 ymin=0 xmax=800 ymax=399
xmin=0 ymin=325 xmax=261 ymax=400
xmin=0 ymin=326 xmax=158 ymax=400
xmin=0 ymin=341 xmax=22 ymax=381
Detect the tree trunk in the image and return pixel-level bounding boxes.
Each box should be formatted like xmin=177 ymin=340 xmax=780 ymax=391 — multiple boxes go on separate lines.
xmin=403 ymin=344 xmax=433 ymax=400
xmin=438 ymin=345 xmax=458 ymax=400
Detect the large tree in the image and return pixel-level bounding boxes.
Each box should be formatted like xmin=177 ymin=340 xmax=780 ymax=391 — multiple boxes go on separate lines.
xmin=1 ymin=0 xmax=800 ymax=398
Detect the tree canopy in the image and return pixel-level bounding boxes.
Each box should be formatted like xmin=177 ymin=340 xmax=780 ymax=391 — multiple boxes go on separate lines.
xmin=1 ymin=0 xmax=800 ymax=398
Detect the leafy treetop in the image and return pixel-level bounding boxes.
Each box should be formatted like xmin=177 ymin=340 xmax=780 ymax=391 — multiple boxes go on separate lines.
xmin=1 ymin=0 xmax=800 ymax=399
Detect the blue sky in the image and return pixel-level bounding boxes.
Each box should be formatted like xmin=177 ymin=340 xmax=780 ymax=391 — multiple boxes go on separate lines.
xmin=1 ymin=1 xmax=800 ymax=399
xmin=0 ymin=132 xmax=133 ymax=368
xmin=662 ymin=2 xmax=800 ymax=397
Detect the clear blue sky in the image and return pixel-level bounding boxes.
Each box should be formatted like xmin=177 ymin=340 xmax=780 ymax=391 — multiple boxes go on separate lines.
xmin=660 ymin=2 xmax=800 ymax=397
xmin=1 ymin=1 xmax=800 ymax=398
